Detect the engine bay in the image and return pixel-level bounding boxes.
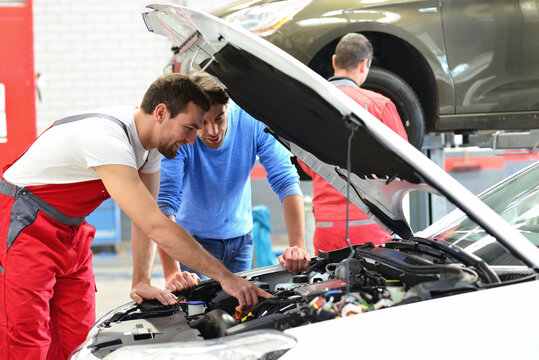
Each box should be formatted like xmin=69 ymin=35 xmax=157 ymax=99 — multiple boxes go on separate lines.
xmin=87 ymin=239 xmax=536 ymax=358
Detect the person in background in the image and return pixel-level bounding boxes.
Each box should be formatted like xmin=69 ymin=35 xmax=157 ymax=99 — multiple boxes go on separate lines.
xmin=0 ymin=73 xmax=270 ymax=360
xmin=157 ymin=72 xmax=311 ymax=291
xmin=299 ymin=33 xmax=409 ymax=255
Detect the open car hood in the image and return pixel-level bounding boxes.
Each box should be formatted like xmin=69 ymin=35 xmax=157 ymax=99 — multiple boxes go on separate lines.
xmin=142 ymin=4 xmax=539 ymax=269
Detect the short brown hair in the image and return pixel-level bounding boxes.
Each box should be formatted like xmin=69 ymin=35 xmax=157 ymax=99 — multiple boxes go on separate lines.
xmin=140 ymin=73 xmax=210 ymax=117
xmin=334 ymin=33 xmax=373 ymax=70
xmin=190 ymin=72 xmax=230 ymax=105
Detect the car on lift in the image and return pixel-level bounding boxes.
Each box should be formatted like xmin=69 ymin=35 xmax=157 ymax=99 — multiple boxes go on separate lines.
xmin=69 ymin=5 xmax=539 ymax=360
xmin=192 ymin=0 xmax=539 ymax=149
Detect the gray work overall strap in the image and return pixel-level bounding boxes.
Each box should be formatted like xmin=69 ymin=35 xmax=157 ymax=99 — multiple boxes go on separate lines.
xmin=55 ymin=113 xmax=131 ymax=144
xmin=57 ymin=113 xmax=150 ymax=169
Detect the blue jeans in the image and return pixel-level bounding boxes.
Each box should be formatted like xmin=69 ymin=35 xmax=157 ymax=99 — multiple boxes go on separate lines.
xmin=181 ymin=232 xmax=253 ymax=279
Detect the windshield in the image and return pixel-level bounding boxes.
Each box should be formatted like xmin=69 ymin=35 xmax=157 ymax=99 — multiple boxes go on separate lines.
xmin=429 ymin=163 xmax=539 ymax=266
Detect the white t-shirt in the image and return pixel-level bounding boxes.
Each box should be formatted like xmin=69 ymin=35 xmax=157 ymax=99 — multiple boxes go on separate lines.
xmin=3 ymin=106 xmax=161 ymax=187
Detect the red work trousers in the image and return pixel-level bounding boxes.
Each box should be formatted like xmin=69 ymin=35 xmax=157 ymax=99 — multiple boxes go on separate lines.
xmin=0 ymin=188 xmax=96 ymax=360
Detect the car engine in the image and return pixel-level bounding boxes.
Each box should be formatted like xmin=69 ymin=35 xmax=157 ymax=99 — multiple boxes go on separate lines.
xmin=86 ymin=239 xmax=535 ymax=358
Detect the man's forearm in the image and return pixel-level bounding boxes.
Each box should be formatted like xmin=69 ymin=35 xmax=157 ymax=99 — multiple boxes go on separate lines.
xmin=158 ymin=246 xmax=181 ymax=277
xmin=131 ymin=222 xmax=156 ymax=287
xmin=158 ymin=215 xmax=182 ymax=277
xmin=282 ymin=194 xmax=306 ymax=249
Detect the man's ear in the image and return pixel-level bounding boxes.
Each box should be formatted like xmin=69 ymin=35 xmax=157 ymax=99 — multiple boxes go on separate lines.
xmin=359 ymin=58 xmax=370 ymax=74
xmin=331 ymin=54 xmax=337 ymax=70
xmin=154 ymin=103 xmax=168 ymax=123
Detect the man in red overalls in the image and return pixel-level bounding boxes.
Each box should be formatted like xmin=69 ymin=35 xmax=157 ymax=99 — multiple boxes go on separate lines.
xmin=0 ymin=73 xmax=271 ymax=360
xmin=299 ymin=33 xmax=409 ymax=255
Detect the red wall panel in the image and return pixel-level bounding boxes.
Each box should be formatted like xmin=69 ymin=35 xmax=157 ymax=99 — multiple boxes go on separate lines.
xmin=0 ymin=0 xmax=36 ymax=169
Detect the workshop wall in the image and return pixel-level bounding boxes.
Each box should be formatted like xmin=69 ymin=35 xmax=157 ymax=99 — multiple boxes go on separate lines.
xmin=33 ymin=0 xmax=226 ymax=132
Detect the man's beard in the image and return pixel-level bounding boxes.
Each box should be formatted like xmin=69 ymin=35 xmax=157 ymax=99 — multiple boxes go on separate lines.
xmin=158 ymin=135 xmax=179 ymax=159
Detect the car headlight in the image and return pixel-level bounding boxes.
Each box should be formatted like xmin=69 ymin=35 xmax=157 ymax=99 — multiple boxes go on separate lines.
xmin=223 ymin=0 xmax=310 ymax=36
xmin=102 ymin=330 xmax=296 ymax=360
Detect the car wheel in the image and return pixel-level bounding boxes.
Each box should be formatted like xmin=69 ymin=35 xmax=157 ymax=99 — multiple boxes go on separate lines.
xmin=363 ymin=67 xmax=425 ymax=149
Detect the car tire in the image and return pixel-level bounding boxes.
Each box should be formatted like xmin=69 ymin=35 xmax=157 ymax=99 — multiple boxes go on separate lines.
xmin=363 ymin=67 xmax=425 ymax=149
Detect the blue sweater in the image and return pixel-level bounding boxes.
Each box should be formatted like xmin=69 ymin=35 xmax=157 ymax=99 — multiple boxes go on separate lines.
xmin=158 ymin=102 xmax=301 ymax=239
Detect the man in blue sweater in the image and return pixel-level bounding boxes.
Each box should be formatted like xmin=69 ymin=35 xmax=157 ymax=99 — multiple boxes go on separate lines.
xmin=157 ymin=73 xmax=310 ymax=290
